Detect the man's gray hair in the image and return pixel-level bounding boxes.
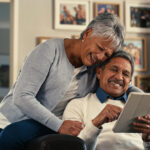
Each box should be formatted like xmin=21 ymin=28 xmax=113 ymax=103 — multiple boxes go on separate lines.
xmin=80 ymin=13 xmax=125 ymax=51
xmin=100 ymin=50 xmax=134 ymax=77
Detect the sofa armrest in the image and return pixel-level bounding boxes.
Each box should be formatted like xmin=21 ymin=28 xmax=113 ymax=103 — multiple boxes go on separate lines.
xmin=25 ymin=134 xmax=87 ymax=150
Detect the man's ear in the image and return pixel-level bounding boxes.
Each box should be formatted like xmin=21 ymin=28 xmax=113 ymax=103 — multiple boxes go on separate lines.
xmin=96 ymin=67 xmax=101 ymax=79
xmin=83 ymin=28 xmax=92 ymax=39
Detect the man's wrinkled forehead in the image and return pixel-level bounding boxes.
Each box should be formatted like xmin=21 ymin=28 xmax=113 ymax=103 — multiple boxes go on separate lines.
xmin=105 ymin=57 xmax=131 ymax=71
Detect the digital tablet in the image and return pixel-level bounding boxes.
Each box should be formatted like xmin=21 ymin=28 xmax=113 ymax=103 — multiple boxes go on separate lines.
xmin=113 ymin=92 xmax=150 ymax=133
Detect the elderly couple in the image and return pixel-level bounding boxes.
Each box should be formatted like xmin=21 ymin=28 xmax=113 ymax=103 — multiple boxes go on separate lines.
xmin=0 ymin=13 xmax=150 ymax=150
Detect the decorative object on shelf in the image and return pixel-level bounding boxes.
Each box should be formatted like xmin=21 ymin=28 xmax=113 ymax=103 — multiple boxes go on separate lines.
xmin=54 ymin=0 xmax=90 ymax=30
xmin=37 ymin=37 xmax=51 ymax=44
xmin=125 ymin=1 xmax=150 ymax=33
xmin=135 ymin=75 xmax=150 ymax=92
xmin=94 ymin=2 xmax=122 ymax=21
xmin=122 ymin=37 xmax=147 ymax=72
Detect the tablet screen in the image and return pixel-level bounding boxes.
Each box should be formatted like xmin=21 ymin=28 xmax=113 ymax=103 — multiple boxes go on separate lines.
xmin=113 ymin=92 xmax=150 ymax=133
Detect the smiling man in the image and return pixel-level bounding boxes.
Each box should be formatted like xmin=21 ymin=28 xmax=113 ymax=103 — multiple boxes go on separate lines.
xmin=63 ymin=50 xmax=149 ymax=150
xmin=96 ymin=56 xmax=131 ymax=98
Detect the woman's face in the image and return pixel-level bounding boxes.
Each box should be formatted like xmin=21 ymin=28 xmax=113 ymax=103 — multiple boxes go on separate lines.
xmin=80 ymin=35 xmax=115 ymax=66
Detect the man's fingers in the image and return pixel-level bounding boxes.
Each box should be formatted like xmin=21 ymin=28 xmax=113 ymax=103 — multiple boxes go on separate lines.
xmin=105 ymin=105 xmax=121 ymax=122
xmin=104 ymin=110 xmax=118 ymax=122
xmin=144 ymin=115 xmax=150 ymax=119
xmin=134 ymin=126 xmax=150 ymax=134
xmin=133 ymin=115 xmax=150 ymax=142
xmin=133 ymin=121 xmax=150 ymax=134
xmin=134 ymin=122 xmax=150 ymax=129
xmin=106 ymin=104 xmax=122 ymax=114
xmin=138 ymin=116 xmax=150 ymax=124
xmin=99 ymin=104 xmax=122 ymax=123
xmin=92 ymin=104 xmax=122 ymax=127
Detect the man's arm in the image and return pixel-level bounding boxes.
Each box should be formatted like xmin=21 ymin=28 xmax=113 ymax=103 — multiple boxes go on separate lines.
xmin=63 ymin=99 xmax=101 ymax=150
xmin=63 ymin=99 xmax=122 ymax=150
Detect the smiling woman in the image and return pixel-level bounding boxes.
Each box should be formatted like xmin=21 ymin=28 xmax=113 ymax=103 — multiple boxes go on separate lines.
xmin=79 ymin=36 xmax=115 ymax=67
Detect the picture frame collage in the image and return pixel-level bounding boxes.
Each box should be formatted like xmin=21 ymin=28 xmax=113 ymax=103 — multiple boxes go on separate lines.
xmin=37 ymin=0 xmax=150 ymax=92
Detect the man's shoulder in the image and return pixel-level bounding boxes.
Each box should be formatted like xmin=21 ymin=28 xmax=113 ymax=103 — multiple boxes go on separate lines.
xmin=127 ymin=85 xmax=143 ymax=96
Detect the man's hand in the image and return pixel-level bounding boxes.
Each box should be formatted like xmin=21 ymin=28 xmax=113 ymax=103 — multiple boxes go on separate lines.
xmin=133 ymin=115 xmax=150 ymax=142
xmin=58 ymin=120 xmax=83 ymax=136
xmin=92 ymin=104 xmax=122 ymax=128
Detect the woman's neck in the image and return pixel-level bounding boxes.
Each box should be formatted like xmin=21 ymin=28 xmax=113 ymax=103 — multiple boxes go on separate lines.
xmin=64 ymin=39 xmax=83 ymax=68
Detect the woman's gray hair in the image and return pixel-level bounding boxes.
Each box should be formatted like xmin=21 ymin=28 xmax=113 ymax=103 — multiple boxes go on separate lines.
xmin=80 ymin=13 xmax=125 ymax=51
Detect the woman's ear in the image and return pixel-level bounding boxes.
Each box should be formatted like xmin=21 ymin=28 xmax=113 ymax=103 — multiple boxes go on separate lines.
xmin=96 ymin=67 xmax=101 ymax=79
xmin=83 ymin=28 xmax=92 ymax=39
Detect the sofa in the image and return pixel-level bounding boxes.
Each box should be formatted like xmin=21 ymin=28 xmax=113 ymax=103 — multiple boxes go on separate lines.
xmin=25 ymin=134 xmax=87 ymax=150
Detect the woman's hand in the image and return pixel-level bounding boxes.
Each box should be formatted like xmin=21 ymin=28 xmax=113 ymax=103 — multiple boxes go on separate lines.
xmin=58 ymin=120 xmax=83 ymax=136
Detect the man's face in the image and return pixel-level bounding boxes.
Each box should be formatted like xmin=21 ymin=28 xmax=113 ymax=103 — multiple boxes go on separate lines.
xmin=96 ymin=57 xmax=132 ymax=97
xmin=80 ymin=35 xmax=115 ymax=66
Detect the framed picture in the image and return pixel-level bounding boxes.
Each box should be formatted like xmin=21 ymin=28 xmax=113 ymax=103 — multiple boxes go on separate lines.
xmin=122 ymin=37 xmax=147 ymax=71
xmin=37 ymin=37 xmax=51 ymax=44
xmin=126 ymin=1 xmax=150 ymax=33
xmin=94 ymin=2 xmax=122 ymax=21
xmin=135 ymin=75 xmax=150 ymax=92
xmin=54 ymin=0 xmax=90 ymax=30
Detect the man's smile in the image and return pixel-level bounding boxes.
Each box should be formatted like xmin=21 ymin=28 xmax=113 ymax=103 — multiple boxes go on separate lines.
xmin=108 ymin=79 xmax=124 ymax=88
